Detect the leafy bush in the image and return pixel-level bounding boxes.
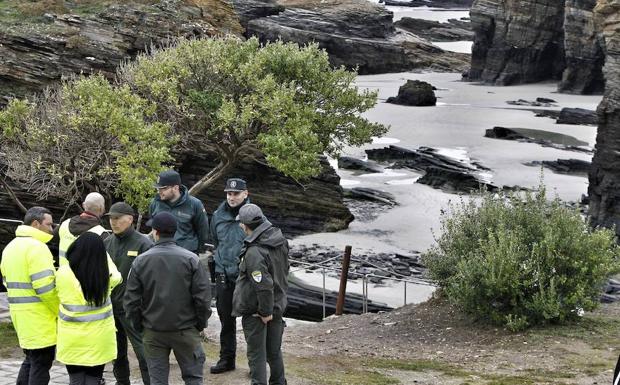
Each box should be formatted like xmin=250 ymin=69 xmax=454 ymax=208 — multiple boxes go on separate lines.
xmin=0 ymin=74 xmax=173 ymax=214
xmin=118 ymin=37 xmax=387 ymax=194
xmin=422 ymin=186 xmax=619 ymax=331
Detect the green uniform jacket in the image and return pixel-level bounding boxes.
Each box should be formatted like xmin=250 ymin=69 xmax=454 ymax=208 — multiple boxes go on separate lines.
xmin=149 ymin=185 xmax=209 ymax=253
xmin=104 ymin=227 xmax=153 ymax=313
xmin=210 ymin=200 xmax=248 ymax=280
xmin=232 ymin=221 xmax=290 ymax=318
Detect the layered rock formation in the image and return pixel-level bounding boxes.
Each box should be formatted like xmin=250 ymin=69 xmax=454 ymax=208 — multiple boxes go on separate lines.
xmin=469 ymin=0 xmax=605 ymax=93
xmin=588 ymin=0 xmax=620 ymax=235
xmin=0 ymin=146 xmax=353 ymax=249
xmin=395 ymin=17 xmax=473 ymax=42
xmin=558 ymin=0 xmax=605 ymax=93
xmin=0 ymin=0 xmax=243 ymax=105
xmin=468 ymin=0 xmax=566 ymax=85
xmin=243 ymin=0 xmax=470 ymax=74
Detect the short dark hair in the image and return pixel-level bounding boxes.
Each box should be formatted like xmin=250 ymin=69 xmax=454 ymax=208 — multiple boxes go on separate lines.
xmin=23 ymin=206 xmax=52 ymax=226
xmin=157 ymin=230 xmax=176 ymax=238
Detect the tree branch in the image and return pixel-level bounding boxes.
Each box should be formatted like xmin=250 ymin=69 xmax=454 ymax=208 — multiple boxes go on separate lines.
xmin=0 ymin=175 xmax=27 ymax=214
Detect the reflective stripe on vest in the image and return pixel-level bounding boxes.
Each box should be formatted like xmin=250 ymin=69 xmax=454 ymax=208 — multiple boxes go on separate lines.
xmin=62 ymin=298 xmax=111 ymax=312
xmin=30 ymin=269 xmax=54 ymax=281
xmin=58 ymin=309 xmax=113 ymax=323
xmin=8 ymin=296 xmax=42 ymax=304
xmin=6 ymin=282 xmax=33 ymax=289
xmin=34 ymin=282 xmax=56 ymax=295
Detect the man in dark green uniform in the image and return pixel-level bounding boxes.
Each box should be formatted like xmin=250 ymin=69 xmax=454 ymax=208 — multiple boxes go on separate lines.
xmin=209 ymin=178 xmax=249 ymax=374
xmin=149 ymin=169 xmax=209 ymax=254
xmin=232 ymin=204 xmax=289 ymax=385
xmin=104 ymin=202 xmax=153 ymax=385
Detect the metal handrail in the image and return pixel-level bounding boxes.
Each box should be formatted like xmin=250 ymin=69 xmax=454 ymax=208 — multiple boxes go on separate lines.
xmin=289 ymin=255 xmax=437 ymax=319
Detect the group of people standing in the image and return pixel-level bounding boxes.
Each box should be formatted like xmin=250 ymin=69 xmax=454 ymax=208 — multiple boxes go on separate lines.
xmin=0 ymin=169 xmax=290 ymax=385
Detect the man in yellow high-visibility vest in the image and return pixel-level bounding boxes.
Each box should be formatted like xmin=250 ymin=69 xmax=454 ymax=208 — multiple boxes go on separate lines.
xmin=1 ymin=206 xmax=58 ymax=384
xmin=56 ymin=192 xmax=108 ymax=266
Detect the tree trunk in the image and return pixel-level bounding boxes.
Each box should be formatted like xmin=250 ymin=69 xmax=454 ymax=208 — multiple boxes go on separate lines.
xmin=188 ymin=161 xmax=234 ymax=196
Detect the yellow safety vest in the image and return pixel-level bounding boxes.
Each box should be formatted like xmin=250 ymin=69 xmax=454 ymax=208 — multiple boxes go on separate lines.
xmin=58 ymin=219 xmax=107 ymax=266
xmin=55 ymin=262 xmax=121 ymax=366
xmin=0 ymin=225 xmax=58 ymax=349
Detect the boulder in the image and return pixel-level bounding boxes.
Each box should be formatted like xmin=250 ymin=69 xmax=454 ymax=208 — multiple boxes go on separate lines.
xmin=525 ymin=159 xmax=591 ymax=175
xmin=386 ymin=80 xmax=437 ymax=106
xmin=344 ymin=187 xmax=397 ymax=206
xmin=485 ymin=127 xmax=592 ymax=153
xmin=338 ymin=156 xmax=383 ymax=173
xmin=556 ymin=107 xmax=598 ymax=125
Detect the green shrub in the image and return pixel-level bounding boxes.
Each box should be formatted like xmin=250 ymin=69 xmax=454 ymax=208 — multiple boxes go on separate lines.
xmin=422 ymin=186 xmax=619 ymax=331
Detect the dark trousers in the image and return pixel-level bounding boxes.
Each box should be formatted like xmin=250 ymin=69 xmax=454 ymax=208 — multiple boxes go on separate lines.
xmin=614 ymin=354 xmax=620 ymax=385
xmin=215 ymin=277 xmax=236 ymax=363
xmin=113 ymin=313 xmax=151 ymax=385
xmin=143 ymin=328 xmax=205 ymax=385
xmin=16 ymin=345 xmax=55 ymax=385
xmin=242 ymin=315 xmax=286 ymax=385
xmin=66 ymin=364 xmax=105 ymax=385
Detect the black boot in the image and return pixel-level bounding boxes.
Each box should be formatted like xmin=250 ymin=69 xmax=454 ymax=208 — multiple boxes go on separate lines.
xmin=210 ymin=359 xmax=235 ymax=374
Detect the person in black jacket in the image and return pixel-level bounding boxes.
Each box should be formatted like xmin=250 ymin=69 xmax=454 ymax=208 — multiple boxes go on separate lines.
xmin=232 ymin=204 xmax=289 ymax=385
xmin=103 ymin=202 xmax=153 ymax=385
xmin=124 ymin=212 xmax=211 ymax=385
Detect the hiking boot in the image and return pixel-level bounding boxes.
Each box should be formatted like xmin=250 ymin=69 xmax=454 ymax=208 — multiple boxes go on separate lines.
xmin=210 ymin=359 xmax=235 ymax=374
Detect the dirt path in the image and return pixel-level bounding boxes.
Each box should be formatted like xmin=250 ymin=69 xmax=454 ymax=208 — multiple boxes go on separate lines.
xmin=2 ymin=297 xmax=619 ymax=384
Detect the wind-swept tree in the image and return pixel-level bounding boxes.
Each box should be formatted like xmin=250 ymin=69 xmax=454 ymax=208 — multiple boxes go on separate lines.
xmin=118 ymin=37 xmax=388 ymax=194
xmin=0 ymin=75 xmax=174 ymax=216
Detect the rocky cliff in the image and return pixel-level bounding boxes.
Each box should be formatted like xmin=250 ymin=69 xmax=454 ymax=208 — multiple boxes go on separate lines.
xmin=558 ymin=0 xmax=605 ymax=93
xmin=0 ymin=0 xmax=243 ymax=105
xmin=469 ymin=0 xmax=605 ymax=93
xmin=469 ymin=0 xmax=566 ymax=85
xmin=588 ymin=0 xmax=620 ymax=234
xmin=241 ymin=0 xmax=470 ymax=74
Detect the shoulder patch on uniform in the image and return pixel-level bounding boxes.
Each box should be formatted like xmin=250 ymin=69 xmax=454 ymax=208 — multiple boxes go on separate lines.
xmin=127 ymin=250 xmax=138 ymax=257
xmin=251 ymin=270 xmax=262 ymax=283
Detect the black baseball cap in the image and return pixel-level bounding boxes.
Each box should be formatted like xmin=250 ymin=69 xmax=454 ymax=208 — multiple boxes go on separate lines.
xmin=146 ymin=212 xmax=178 ymax=234
xmin=224 ymin=178 xmax=247 ymax=192
xmin=154 ymin=170 xmax=181 ymax=188
xmin=104 ymin=202 xmax=135 ymax=217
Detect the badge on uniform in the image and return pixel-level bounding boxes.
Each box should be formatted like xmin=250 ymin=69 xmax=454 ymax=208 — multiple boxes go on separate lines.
xmin=251 ymin=271 xmax=262 ymax=283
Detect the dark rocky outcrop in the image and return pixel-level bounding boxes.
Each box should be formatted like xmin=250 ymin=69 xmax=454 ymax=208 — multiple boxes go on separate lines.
xmin=229 ymin=0 xmax=284 ymax=30
xmin=558 ymin=0 xmax=605 ymax=94
xmin=338 ymin=157 xmax=383 ymax=173
xmin=485 ymin=126 xmax=592 ymax=153
xmin=386 ymin=80 xmax=437 ymax=106
xmin=245 ymin=0 xmax=470 ymax=74
xmin=344 ymin=188 xmax=397 ymax=206
xmin=0 ymin=1 xmax=243 ymax=105
xmin=0 ymin=147 xmax=354 ymax=250
xmin=525 ymin=159 xmax=591 ymax=176
xmin=468 ymin=0 xmax=605 ymax=94
xmin=506 ymin=98 xmax=558 ymax=107
xmin=394 ymin=17 xmax=473 ymax=42
xmin=588 ymin=0 xmax=620 ymax=236
xmin=469 ymin=0 xmax=566 ymax=86
xmin=381 ymin=0 xmax=473 ymax=8
xmin=557 ymin=107 xmax=598 ymax=125
xmin=365 ymin=145 xmax=495 ymax=193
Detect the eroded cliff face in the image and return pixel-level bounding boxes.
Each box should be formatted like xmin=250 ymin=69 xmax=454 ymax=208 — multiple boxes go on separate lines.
xmin=469 ymin=0 xmax=566 ymax=85
xmin=0 ymin=0 xmax=243 ymax=105
xmin=588 ymin=0 xmax=620 ymax=234
xmin=469 ymin=0 xmax=606 ymax=93
xmin=559 ymin=0 xmax=605 ymax=93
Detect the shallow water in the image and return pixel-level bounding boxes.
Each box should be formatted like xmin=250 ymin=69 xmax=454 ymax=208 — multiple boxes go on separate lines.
xmin=292 ymin=72 xmax=602 ymax=306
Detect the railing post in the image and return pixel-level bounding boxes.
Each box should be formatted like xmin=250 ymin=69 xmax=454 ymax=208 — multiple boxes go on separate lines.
xmin=322 ymin=267 xmax=326 ymax=320
xmin=335 ymin=245 xmax=352 ymax=316
xmin=404 ymin=281 xmax=407 ymax=306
